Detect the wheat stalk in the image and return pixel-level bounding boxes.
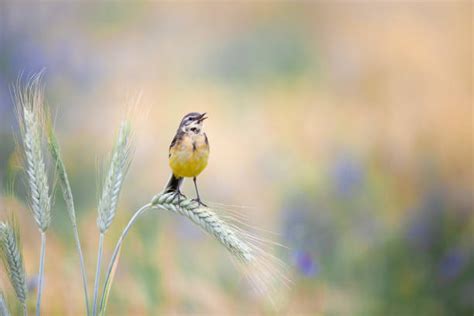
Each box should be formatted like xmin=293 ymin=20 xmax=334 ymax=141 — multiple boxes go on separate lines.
xmin=152 ymin=197 xmax=291 ymax=306
xmin=97 ymin=193 xmax=258 ymax=314
xmin=13 ymin=74 xmax=51 ymax=232
xmin=0 ymin=291 xmax=11 ymax=316
xmin=47 ymin=124 xmax=90 ymax=315
xmin=98 ymin=193 xmax=291 ymax=314
xmin=13 ymin=73 xmax=51 ymax=316
xmin=93 ymin=120 xmax=132 ymax=316
xmin=0 ymin=221 xmax=27 ymax=315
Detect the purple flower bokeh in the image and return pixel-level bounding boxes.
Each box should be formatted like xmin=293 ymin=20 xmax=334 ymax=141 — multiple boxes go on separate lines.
xmin=438 ymin=249 xmax=468 ymax=282
xmin=293 ymin=250 xmax=319 ymax=277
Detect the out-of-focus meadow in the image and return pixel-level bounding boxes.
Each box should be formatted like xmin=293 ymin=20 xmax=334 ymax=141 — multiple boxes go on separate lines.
xmin=0 ymin=2 xmax=472 ymax=315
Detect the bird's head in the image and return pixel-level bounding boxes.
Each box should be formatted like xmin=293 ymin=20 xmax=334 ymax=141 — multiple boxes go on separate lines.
xmin=179 ymin=112 xmax=207 ymax=133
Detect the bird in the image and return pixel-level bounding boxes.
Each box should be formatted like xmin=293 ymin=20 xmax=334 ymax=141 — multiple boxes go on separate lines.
xmin=164 ymin=112 xmax=209 ymax=206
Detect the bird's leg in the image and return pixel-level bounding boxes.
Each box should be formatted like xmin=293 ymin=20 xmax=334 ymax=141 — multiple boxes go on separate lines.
xmin=192 ymin=177 xmax=207 ymax=207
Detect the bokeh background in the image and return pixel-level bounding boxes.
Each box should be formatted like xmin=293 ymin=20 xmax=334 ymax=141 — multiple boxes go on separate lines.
xmin=0 ymin=2 xmax=472 ymax=315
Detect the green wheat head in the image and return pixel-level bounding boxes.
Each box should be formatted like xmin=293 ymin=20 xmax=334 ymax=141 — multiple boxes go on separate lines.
xmin=97 ymin=121 xmax=132 ymax=233
xmin=13 ymin=74 xmax=52 ymax=232
xmin=0 ymin=220 xmax=27 ymax=307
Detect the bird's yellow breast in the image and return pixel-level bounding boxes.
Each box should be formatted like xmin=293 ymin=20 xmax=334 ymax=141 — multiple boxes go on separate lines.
xmin=169 ymin=133 xmax=209 ymax=178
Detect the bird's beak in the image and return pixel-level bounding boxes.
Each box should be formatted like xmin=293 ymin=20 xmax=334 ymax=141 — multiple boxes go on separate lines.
xmin=198 ymin=113 xmax=208 ymax=122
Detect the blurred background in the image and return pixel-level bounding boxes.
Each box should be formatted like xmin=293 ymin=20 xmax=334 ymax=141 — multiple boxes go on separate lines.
xmin=0 ymin=2 xmax=472 ymax=315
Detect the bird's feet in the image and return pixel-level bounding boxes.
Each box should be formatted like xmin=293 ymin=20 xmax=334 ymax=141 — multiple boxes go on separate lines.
xmin=171 ymin=190 xmax=186 ymax=203
xmin=192 ymin=198 xmax=208 ymax=207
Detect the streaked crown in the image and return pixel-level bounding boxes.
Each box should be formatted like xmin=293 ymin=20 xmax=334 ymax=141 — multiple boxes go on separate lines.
xmin=178 ymin=112 xmax=208 ymax=133
xmin=180 ymin=112 xmax=207 ymax=126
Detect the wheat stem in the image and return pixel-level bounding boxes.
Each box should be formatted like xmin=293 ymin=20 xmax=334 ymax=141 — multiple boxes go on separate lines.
xmin=0 ymin=292 xmax=11 ymax=316
xmin=92 ymin=233 xmax=104 ymax=316
xmin=98 ymin=203 xmax=151 ymax=315
xmin=47 ymin=127 xmax=90 ymax=315
xmin=94 ymin=120 xmax=132 ymax=315
xmin=36 ymin=232 xmax=46 ymax=316
xmin=73 ymin=225 xmax=90 ymax=315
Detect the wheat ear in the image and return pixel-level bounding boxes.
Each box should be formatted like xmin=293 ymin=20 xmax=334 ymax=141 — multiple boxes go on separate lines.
xmin=0 ymin=221 xmax=27 ymax=315
xmin=47 ymin=124 xmax=90 ymax=315
xmin=96 ymin=121 xmax=132 ymax=233
xmin=13 ymin=73 xmax=51 ymax=316
xmin=13 ymin=74 xmax=51 ymax=232
xmin=151 ymin=193 xmax=254 ymax=261
xmin=93 ymin=121 xmax=132 ymax=316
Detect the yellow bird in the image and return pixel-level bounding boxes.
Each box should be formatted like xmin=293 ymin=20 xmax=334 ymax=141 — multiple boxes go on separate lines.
xmin=164 ymin=112 xmax=209 ymax=205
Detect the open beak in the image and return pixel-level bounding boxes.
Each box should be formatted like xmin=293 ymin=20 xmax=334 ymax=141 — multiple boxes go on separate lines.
xmin=198 ymin=112 xmax=208 ymax=123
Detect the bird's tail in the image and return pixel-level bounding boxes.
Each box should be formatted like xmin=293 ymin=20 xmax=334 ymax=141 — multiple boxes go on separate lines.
xmin=164 ymin=174 xmax=183 ymax=193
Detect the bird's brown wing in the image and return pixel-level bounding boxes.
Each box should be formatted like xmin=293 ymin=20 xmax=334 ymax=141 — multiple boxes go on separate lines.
xmin=204 ymin=133 xmax=209 ymax=150
xmin=169 ymin=131 xmax=183 ymax=158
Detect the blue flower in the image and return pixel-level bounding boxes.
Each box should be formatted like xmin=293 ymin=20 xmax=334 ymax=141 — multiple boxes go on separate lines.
xmin=405 ymin=189 xmax=446 ymax=251
xmin=406 ymin=214 xmax=434 ymax=251
xmin=293 ymin=250 xmax=318 ymax=277
xmin=438 ymin=249 xmax=467 ymax=282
